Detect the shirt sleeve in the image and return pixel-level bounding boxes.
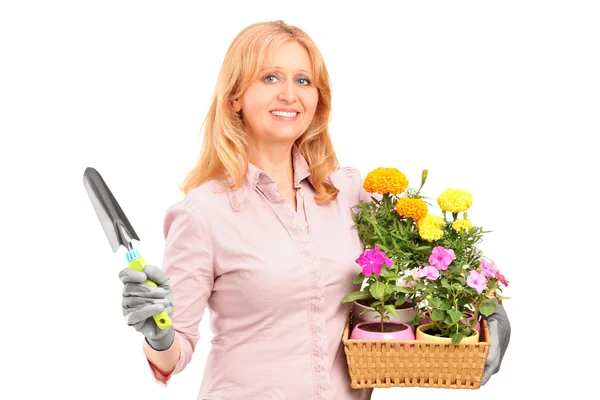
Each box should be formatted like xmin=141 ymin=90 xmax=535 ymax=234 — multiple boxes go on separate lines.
xmin=340 ymin=166 xmax=383 ymax=205
xmin=144 ymin=196 xmax=215 ymax=385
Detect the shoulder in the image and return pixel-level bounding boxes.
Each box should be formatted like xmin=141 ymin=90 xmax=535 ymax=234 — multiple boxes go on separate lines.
xmin=329 ymin=166 xmax=362 ymax=185
xmin=163 ymin=179 xmax=227 ymax=231
xmin=330 ymin=165 xmax=379 ymax=205
xmin=329 ymin=166 xmax=364 ymax=205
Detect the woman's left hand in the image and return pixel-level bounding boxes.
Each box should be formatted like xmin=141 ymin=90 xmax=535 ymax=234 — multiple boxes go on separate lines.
xmin=481 ymin=301 xmax=511 ymax=385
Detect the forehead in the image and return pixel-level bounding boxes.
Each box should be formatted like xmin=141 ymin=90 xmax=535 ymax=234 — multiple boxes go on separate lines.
xmin=263 ymin=40 xmax=314 ymax=74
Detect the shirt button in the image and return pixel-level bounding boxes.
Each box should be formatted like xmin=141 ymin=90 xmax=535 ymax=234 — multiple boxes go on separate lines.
xmin=303 ymin=222 xmax=308 ymax=228
xmin=298 ymin=188 xmax=304 ymax=197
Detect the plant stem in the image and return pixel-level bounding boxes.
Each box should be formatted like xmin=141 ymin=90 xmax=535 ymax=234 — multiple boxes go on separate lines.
xmin=381 ymin=291 xmax=385 ymax=332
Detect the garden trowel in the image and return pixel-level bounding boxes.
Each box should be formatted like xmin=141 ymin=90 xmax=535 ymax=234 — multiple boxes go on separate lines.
xmin=83 ymin=166 xmax=172 ymax=330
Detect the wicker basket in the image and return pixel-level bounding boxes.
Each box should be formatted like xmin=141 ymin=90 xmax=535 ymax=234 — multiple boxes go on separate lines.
xmin=342 ymin=311 xmax=491 ymax=389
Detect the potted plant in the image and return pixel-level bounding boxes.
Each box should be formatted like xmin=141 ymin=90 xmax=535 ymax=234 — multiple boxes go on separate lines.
xmin=340 ymin=167 xmax=511 ymax=390
xmin=390 ymin=184 xmax=510 ymax=344
xmin=342 ymin=168 xmax=429 ymax=332
xmin=341 ymin=246 xmax=415 ymax=340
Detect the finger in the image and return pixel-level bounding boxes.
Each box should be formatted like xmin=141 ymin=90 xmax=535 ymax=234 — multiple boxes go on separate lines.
xmin=123 ymin=283 xmax=167 ymax=299
xmin=481 ymin=353 xmax=498 ymax=385
xmin=481 ymin=367 xmax=492 ymax=385
xmin=482 ymin=320 xmax=500 ymax=386
xmin=143 ymin=265 xmax=170 ymax=286
xmin=124 ymin=304 xmax=165 ymax=325
xmin=123 ymin=296 xmax=170 ymax=309
xmin=486 ymin=320 xmax=500 ymax=364
xmin=119 ymin=268 xmax=147 ymax=284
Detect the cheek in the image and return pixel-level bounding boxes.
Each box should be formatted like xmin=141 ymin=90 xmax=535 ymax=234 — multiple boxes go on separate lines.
xmin=302 ymin=91 xmax=319 ymax=115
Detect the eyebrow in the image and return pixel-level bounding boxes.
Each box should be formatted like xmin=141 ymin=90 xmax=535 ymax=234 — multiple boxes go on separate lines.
xmin=263 ymin=66 xmax=314 ymax=76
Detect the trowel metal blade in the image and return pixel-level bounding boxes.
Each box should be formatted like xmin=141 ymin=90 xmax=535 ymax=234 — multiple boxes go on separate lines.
xmin=83 ymin=167 xmax=139 ymax=253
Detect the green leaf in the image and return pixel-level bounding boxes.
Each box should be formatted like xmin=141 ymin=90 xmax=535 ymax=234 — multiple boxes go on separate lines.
xmin=353 ymin=274 xmax=365 ymax=284
xmin=379 ymin=267 xmax=390 ymax=278
xmin=370 ymin=282 xmax=385 ymax=299
xmin=384 ymin=283 xmax=395 ymax=295
xmin=479 ymin=299 xmax=497 ymax=316
xmin=394 ymin=286 xmax=416 ymax=294
xmin=440 ymin=301 xmax=452 ymax=311
xmin=340 ymin=291 xmax=371 ymax=304
xmin=431 ymin=309 xmax=444 ymax=321
xmin=384 ymin=304 xmax=399 ymax=318
xmin=376 ymin=243 xmax=390 ymax=253
xmin=451 ymin=332 xmax=463 ymax=345
xmin=395 ymin=294 xmax=406 ymax=306
xmin=429 ymin=297 xmax=442 ymax=308
xmin=448 ymin=308 xmax=462 ymax=323
xmin=441 ymin=279 xmax=451 ymax=289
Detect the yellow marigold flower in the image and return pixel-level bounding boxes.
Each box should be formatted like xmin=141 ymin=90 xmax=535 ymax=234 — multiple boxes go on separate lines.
xmin=452 ymin=219 xmax=473 ymax=231
xmin=395 ymin=197 xmax=428 ymax=219
xmin=363 ymin=167 xmax=409 ymax=195
xmin=437 ymin=189 xmax=473 ymax=213
xmin=418 ymin=225 xmax=444 ymax=242
xmin=416 ymin=213 xmax=445 ymax=242
xmin=416 ymin=214 xmax=444 ymax=231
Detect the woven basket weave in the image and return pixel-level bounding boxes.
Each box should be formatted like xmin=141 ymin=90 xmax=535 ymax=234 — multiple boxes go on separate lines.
xmin=342 ymin=312 xmax=491 ymax=389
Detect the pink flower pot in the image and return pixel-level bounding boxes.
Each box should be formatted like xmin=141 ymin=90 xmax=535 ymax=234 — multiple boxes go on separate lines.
xmin=350 ymin=321 xmax=415 ymax=341
xmin=461 ymin=312 xmax=481 ymax=333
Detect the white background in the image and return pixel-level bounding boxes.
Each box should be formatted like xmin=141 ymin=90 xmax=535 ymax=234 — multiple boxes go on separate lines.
xmin=1 ymin=1 xmax=598 ymax=399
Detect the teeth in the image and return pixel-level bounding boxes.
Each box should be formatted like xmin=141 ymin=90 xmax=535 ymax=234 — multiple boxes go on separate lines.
xmin=271 ymin=111 xmax=298 ymax=117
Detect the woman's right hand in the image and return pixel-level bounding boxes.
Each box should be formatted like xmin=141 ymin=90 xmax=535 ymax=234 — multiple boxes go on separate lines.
xmin=119 ymin=264 xmax=175 ymax=351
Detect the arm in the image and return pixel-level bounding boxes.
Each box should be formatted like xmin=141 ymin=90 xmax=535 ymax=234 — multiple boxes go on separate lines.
xmin=143 ymin=335 xmax=181 ymax=376
xmin=146 ymin=197 xmax=215 ymax=385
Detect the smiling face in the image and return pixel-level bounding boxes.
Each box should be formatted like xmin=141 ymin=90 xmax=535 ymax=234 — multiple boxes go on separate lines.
xmin=237 ymin=40 xmax=319 ymax=145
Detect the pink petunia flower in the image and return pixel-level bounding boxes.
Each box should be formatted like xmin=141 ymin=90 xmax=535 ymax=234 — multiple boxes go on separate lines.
xmin=356 ymin=246 xmax=392 ymax=276
xmin=417 ymin=266 xmax=440 ymax=280
xmin=429 ymin=246 xmax=456 ymax=270
xmin=479 ymin=258 xmax=499 ymax=278
xmin=495 ymin=270 xmax=509 ymax=286
xmin=467 ymin=270 xmax=487 ymax=294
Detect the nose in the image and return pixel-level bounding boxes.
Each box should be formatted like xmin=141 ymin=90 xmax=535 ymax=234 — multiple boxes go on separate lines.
xmin=277 ymin=80 xmax=298 ymax=103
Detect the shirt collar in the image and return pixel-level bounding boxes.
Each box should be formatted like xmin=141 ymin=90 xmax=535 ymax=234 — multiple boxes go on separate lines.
xmin=226 ymin=144 xmax=313 ymax=211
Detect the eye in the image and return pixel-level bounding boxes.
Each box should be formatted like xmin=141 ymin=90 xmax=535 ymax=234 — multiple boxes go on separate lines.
xmin=264 ymin=74 xmax=279 ymax=83
xmin=297 ymin=77 xmax=311 ymax=86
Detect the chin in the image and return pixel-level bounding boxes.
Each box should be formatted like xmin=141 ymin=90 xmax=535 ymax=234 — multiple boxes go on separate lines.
xmin=265 ymin=129 xmax=305 ymax=142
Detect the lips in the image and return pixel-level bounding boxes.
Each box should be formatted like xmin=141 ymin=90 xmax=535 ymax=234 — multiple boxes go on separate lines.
xmin=270 ymin=109 xmax=300 ymax=121
xmin=270 ymin=108 xmax=301 ymax=113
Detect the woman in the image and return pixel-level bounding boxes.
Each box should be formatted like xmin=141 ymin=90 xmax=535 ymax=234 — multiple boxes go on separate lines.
xmin=119 ymin=20 xmax=510 ymax=399
xmin=119 ymin=20 xmax=374 ymax=399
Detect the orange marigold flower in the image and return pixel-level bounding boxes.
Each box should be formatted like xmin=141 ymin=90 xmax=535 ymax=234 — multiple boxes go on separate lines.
xmin=363 ymin=167 xmax=409 ymax=195
xmin=395 ymin=197 xmax=428 ymax=219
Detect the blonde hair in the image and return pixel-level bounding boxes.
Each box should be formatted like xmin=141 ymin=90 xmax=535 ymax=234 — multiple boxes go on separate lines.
xmin=179 ymin=20 xmax=340 ymax=204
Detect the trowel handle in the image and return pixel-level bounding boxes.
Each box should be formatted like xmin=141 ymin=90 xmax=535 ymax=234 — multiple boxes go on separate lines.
xmin=126 ymin=249 xmax=173 ymax=330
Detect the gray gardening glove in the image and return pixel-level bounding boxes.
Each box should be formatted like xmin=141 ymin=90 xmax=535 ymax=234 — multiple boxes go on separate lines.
xmin=119 ymin=264 xmax=175 ymax=351
xmin=481 ymin=300 xmax=511 ymax=385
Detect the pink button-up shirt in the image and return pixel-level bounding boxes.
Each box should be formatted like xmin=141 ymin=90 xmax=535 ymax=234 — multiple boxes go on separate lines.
xmin=146 ymin=145 xmax=374 ymax=400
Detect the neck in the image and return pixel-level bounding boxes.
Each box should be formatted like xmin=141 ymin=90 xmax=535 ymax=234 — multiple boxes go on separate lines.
xmin=247 ymin=141 xmax=295 ymax=189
